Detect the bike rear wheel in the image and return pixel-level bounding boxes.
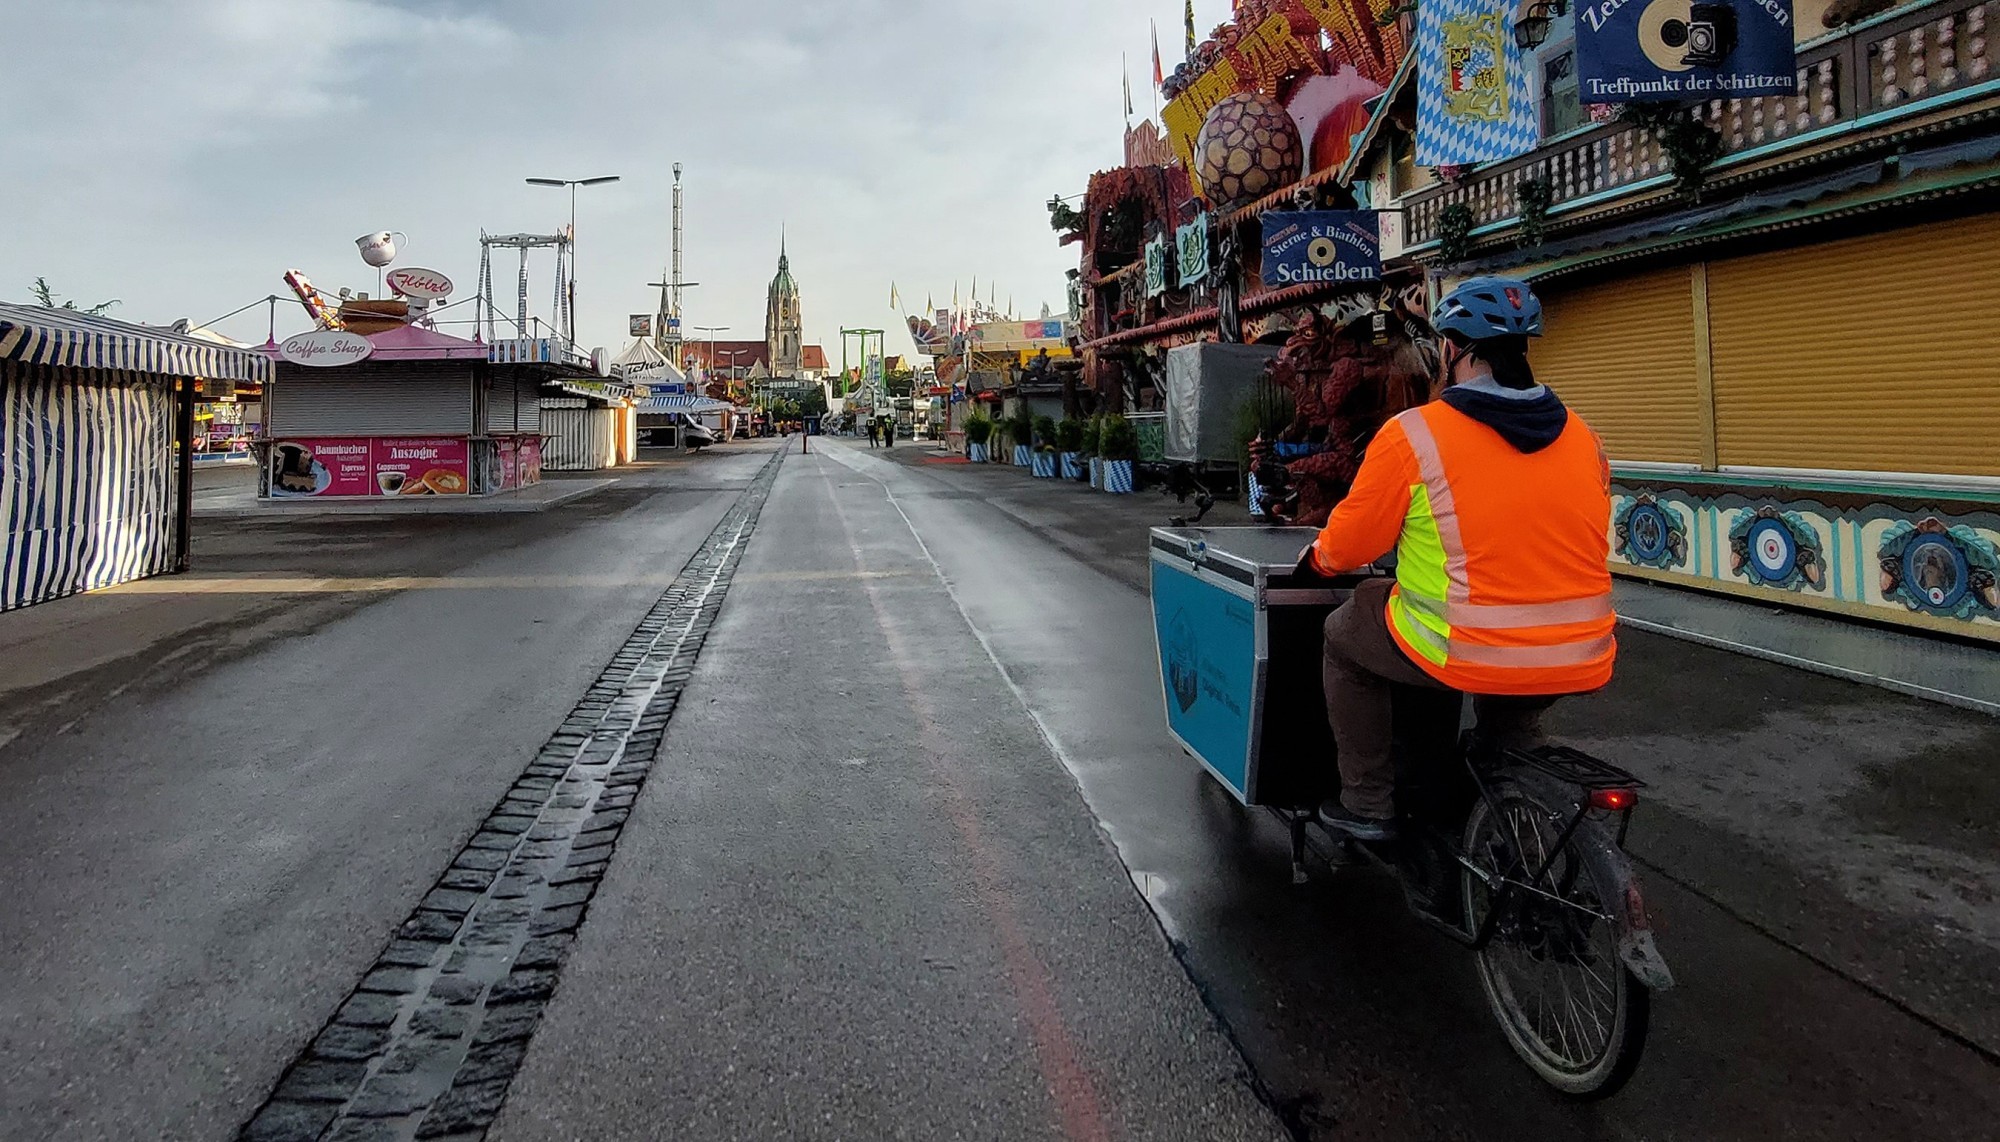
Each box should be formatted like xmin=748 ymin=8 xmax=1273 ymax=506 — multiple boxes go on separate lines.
xmin=1460 ymin=781 xmax=1648 ymax=1098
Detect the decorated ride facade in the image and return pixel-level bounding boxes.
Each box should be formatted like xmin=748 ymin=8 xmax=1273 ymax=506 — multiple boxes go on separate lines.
xmin=1068 ymin=0 xmax=2000 ymax=641
xmin=1064 ymin=0 xmax=1411 ymax=413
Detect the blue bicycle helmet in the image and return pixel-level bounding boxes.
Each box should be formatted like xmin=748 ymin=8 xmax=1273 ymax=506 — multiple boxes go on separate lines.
xmin=1432 ymin=275 xmax=1544 ymax=340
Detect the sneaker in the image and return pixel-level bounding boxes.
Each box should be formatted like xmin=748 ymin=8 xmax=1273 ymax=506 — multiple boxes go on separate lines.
xmin=1318 ymin=801 xmax=1399 ymax=842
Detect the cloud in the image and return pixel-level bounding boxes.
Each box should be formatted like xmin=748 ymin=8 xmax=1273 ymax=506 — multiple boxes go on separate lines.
xmin=0 ymin=0 xmax=1201 ymax=360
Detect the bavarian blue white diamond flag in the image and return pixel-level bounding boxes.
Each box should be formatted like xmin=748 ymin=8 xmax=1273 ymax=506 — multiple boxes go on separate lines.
xmin=1416 ymin=0 xmax=1540 ymax=165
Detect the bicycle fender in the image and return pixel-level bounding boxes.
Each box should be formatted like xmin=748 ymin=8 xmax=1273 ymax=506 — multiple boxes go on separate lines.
xmin=1512 ymin=772 xmax=1677 ymax=992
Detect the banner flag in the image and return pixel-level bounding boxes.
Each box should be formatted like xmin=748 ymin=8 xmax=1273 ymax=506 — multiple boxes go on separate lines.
xmin=1416 ymin=0 xmax=1540 ymax=165
xmin=1144 ymin=237 xmax=1170 ymax=298
xmin=1175 ymin=214 xmax=1210 ymax=286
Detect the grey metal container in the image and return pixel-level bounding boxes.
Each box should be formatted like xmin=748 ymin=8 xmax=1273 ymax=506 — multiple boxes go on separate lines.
xmin=1162 ymin=343 xmax=1280 ymax=464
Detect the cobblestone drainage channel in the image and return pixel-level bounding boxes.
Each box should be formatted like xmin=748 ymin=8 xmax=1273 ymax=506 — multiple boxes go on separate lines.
xmin=239 ymin=452 xmax=783 ymax=1142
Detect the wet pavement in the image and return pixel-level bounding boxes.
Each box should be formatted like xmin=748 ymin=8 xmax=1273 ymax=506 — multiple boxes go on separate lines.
xmin=2 ymin=437 xmax=1996 ymax=1139
xmin=820 ymin=439 xmax=2000 ymax=1140
xmin=0 ymin=447 xmax=777 ymax=1139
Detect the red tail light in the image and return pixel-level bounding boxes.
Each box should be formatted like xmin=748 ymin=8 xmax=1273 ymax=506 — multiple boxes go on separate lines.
xmin=1589 ymin=788 xmax=1637 ymax=812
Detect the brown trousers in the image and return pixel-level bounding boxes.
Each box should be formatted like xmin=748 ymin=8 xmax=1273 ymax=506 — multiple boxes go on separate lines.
xmin=1321 ymin=578 xmax=1556 ymax=819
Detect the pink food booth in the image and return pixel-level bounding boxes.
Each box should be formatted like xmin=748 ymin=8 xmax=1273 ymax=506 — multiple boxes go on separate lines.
xmin=257 ymin=325 xmax=547 ymax=500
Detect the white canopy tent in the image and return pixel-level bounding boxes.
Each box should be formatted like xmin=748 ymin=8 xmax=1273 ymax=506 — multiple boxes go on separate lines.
xmin=610 ymin=338 xmax=688 ymax=387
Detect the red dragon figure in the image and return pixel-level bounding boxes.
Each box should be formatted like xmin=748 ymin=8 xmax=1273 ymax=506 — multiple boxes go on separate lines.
xmin=1252 ymin=306 xmax=1435 ymax=526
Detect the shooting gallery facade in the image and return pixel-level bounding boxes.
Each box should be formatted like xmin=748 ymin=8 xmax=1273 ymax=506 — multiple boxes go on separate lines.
xmin=0 ymin=302 xmax=274 ymax=610
xmin=260 ymin=327 xmax=558 ymax=500
xmin=1356 ymin=0 xmax=2000 ymax=641
xmin=1071 ymin=0 xmax=1999 ymax=642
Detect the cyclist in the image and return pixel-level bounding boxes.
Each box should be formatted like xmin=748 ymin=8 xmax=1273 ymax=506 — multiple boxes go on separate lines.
xmin=1304 ymin=276 xmax=1617 ymax=841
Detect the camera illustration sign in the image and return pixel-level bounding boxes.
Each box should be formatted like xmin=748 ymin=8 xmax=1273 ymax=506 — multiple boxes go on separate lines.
xmin=1577 ymin=0 xmax=1799 ymax=102
xmin=1260 ymin=211 xmax=1381 ymax=287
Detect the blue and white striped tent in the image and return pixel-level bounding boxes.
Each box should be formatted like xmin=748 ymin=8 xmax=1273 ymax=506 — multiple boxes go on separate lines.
xmin=640 ymin=394 xmax=733 ymax=415
xmin=0 ymin=303 xmax=273 ymax=382
xmin=1 ymin=302 xmax=275 ymax=612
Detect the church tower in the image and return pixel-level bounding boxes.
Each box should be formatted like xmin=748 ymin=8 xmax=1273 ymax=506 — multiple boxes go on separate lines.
xmin=765 ymin=237 xmax=803 ymax=376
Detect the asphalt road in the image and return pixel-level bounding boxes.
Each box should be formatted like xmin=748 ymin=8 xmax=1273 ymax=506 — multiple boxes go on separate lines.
xmin=491 ymin=442 xmax=1286 ymax=1141
xmin=4 ymin=438 xmax=1996 ymax=1140
xmin=789 ymin=440 xmax=2000 ymax=1141
xmin=0 ymin=446 xmax=777 ymax=1140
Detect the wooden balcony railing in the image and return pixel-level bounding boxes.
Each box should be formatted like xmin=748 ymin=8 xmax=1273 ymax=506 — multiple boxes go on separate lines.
xmin=1403 ymin=0 xmax=1997 ymax=247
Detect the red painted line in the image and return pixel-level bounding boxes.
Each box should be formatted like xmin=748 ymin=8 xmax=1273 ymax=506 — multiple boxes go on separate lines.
xmin=821 ymin=473 xmax=1114 ymax=1142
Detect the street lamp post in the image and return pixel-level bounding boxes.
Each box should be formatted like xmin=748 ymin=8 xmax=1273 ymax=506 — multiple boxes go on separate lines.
xmin=525 ymin=174 xmax=619 ymax=344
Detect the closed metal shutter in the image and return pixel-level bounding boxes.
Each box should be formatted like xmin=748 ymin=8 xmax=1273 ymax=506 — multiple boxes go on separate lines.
xmin=486 ymin=374 xmax=543 ymax=435
xmin=1706 ymin=215 xmax=2000 ymax=477
xmin=270 ymin=366 xmax=473 ymax=436
xmin=1531 ymin=265 xmax=1704 ymax=465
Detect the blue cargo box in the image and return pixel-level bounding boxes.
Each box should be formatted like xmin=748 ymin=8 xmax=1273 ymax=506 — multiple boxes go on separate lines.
xmin=1150 ymin=526 xmax=1362 ymax=808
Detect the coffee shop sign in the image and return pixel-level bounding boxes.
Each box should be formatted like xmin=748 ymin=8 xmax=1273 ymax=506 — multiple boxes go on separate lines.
xmin=279 ymin=330 xmax=374 ymax=367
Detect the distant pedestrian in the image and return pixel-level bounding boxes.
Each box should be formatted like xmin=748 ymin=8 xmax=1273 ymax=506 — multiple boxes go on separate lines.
xmin=882 ymin=420 xmax=895 ymax=448
xmin=867 ymin=420 xmax=879 ymax=448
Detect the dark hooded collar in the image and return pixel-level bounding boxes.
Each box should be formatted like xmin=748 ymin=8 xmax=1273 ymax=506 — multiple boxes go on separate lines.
xmin=1439 ymin=380 xmax=1570 ymax=453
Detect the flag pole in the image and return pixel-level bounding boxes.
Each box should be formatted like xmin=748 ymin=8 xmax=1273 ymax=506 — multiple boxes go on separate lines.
xmin=1122 ymin=52 xmax=1132 ymax=133
xmin=1152 ymin=20 xmax=1163 ymax=123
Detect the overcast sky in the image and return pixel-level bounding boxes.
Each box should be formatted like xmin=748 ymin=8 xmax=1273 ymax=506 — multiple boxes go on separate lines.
xmin=2 ymin=0 xmax=1230 ymax=362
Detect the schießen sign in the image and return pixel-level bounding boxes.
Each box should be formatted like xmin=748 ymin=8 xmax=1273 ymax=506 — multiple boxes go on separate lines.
xmin=1260 ymin=211 xmax=1381 ymax=288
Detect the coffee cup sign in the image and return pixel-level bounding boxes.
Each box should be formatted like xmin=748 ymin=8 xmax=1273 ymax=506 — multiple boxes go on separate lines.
xmin=356 ymin=230 xmax=405 ymax=268
xmin=279 ymin=330 xmax=375 ymax=367
xmin=385 ymin=267 xmax=454 ymax=301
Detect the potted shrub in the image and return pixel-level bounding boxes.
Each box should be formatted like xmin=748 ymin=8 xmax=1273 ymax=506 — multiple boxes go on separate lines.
xmin=1100 ymin=414 xmax=1138 ymax=494
xmin=1031 ymin=414 xmax=1059 ymax=478
xmin=1009 ymin=411 xmax=1035 ymax=468
xmin=1056 ymin=416 xmax=1085 ymax=481
xmin=963 ymin=413 xmax=994 ymax=463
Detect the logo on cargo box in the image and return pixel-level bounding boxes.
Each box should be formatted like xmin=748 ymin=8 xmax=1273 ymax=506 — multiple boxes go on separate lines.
xmin=1167 ymin=609 xmax=1200 ymax=713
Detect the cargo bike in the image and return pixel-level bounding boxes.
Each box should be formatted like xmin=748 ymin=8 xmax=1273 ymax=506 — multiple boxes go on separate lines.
xmin=1149 ymin=526 xmax=1674 ymax=1098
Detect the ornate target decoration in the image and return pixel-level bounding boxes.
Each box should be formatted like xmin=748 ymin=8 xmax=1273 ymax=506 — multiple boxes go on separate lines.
xmin=1613 ymin=494 xmax=1688 ymax=570
xmin=1878 ymin=517 xmax=2000 ymax=619
xmin=1728 ymin=506 xmax=1824 ymax=591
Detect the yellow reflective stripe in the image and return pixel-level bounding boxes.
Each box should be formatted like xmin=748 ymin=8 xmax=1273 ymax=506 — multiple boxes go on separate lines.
xmin=1395 ymin=410 xmax=1470 ymax=604
xmin=1395 ymin=482 xmax=1451 ymax=618
xmin=1447 ymin=633 xmax=1617 ymax=669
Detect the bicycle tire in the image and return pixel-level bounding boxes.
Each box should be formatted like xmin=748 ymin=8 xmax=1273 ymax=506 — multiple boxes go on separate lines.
xmin=1460 ymin=779 xmax=1650 ymax=1098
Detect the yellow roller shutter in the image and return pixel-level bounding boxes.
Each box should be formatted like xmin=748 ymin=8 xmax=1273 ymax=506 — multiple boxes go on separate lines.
xmin=1707 ymin=215 xmax=2000 ymax=477
xmin=1532 ymin=266 xmax=1704 ymax=465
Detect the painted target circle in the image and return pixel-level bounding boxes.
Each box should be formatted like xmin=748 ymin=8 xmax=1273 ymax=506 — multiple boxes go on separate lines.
xmin=1901 ymin=537 xmax=1968 ymax=610
xmin=1746 ymin=519 xmax=1796 ymax=581
xmin=1307 ymin=236 xmax=1339 ymax=267
xmin=1627 ymin=504 xmax=1671 ymax=562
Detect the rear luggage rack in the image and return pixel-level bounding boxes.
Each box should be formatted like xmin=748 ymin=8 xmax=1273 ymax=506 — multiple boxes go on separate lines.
xmin=1506 ymin=744 xmax=1644 ymax=791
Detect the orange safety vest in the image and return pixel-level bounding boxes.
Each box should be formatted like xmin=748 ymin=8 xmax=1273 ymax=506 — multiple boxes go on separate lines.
xmin=1311 ymin=401 xmax=1616 ymax=696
